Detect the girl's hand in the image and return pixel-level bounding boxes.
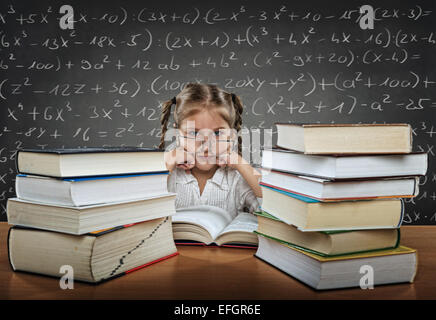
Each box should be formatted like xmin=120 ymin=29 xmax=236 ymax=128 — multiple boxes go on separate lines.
xmin=215 ymin=135 xmax=262 ymax=198
xmin=164 ymin=147 xmax=195 ymax=173
xmin=216 ymin=136 xmax=241 ymax=169
xmin=175 ymin=147 xmax=195 ymax=173
xmin=217 ymin=148 xmax=262 ymax=197
xmin=217 ymin=150 xmax=241 ymax=169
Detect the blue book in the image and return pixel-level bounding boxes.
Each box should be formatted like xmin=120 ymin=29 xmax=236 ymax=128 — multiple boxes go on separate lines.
xmin=15 ymin=171 xmax=171 ymax=207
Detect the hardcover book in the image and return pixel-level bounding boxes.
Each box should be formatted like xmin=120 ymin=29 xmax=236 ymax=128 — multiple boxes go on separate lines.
xmin=255 ymin=211 xmax=400 ymax=256
xmin=8 ymin=217 xmax=178 ymax=283
xmin=275 ymin=123 xmax=412 ymax=154
xmin=7 ymin=193 xmax=176 ymax=235
xmin=16 ymin=147 xmax=167 ymax=178
xmin=260 ymin=185 xmax=404 ymax=232
xmin=261 ymin=148 xmax=428 ymax=180
xmin=15 ymin=172 xmax=170 ymax=207
xmin=260 ymin=169 xmax=419 ymax=201
xmin=255 ymin=234 xmax=417 ymax=290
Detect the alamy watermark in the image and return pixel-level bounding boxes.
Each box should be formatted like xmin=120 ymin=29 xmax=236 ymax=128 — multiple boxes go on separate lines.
xmin=59 ymin=265 xmax=74 ymax=290
xmin=59 ymin=5 xmax=74 ymax=30
xmin=359 ymin=264 xmax=374 ymax=290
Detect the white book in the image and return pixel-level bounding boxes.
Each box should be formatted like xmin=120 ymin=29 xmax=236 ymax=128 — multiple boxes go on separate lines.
xmin=7 ymin=194 xmax=176 ymax=235
xmin=260 ymin=169 xmax=419 ymax=201
xmin=262 ymin=148 xmax=428 ymax=179
xmin=172 ymin=205 xmax=258 ymax=247
xmin=255 ymin=234 xmax=417 ymax=290
xmin=15 ymin=172 xmax=169 ymax=206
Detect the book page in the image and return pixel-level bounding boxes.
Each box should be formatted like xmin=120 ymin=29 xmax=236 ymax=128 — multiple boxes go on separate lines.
xmin=172 ymin=205 xmax=233 ymax=240
xmin=218 ymin=212 xmax=258 ymax=237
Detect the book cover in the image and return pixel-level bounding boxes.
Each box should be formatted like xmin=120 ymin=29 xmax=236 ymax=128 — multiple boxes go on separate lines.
xmin=253 ymin=230 xmax=401 ymax=258
xmin=259 ymin=179 xmax=418 ymax=201
xmin=274 ymin=122 xmax=411 ymax=128
xmin=17 ymin=171 xmax=169 ymax=182
xmin=262 ymin=146 xmax=427 ymax=158
xmin=17 ymin=146 xmax=163 ymax=154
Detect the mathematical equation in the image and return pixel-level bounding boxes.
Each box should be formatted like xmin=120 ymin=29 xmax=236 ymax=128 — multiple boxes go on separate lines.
xmin=0 ymin=0 xmax=435 ymax=223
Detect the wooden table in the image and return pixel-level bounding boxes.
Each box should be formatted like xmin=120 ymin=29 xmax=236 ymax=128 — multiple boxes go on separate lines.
xmin=1 ymin=223 xmax=435 ymax=299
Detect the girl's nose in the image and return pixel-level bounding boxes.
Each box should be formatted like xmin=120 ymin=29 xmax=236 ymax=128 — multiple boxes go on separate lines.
xmin=202 ymin=140 xmax=209 ymax=153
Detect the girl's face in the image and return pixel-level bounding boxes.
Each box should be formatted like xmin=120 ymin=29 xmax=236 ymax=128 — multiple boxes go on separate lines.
xmin=178 ymin=108 xmax=233 ymax=172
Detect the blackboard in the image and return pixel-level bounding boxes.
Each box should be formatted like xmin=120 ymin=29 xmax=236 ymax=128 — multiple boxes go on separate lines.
xmin=0 ymin=0 xmax=435 ymax=224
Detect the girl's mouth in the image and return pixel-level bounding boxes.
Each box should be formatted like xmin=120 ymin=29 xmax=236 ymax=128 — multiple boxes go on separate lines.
xmin=196 ymin=154 xmax=217 ymax=163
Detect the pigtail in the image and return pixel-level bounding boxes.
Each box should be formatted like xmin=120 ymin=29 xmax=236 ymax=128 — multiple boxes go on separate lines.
xmin=183 ymin=82 xmax=196 ymax=90
xmin=159 ymin=97 xmax=176 ymax=150
xmin=231 ymin=93 xmax=244 ymax=155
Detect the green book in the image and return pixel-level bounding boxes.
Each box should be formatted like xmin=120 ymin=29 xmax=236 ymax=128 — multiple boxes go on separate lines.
xmin=254 ymin=211 xmax=400 ymax=257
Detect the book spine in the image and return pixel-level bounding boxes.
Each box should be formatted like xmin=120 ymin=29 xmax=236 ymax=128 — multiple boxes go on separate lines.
xmin=395 ymin=228 xmax=401 ymax=249
xmin=413 ymin=177 xmax=419 ymax=197
xmin=15 ymin=150 xmax=21 ymax=174
xmin=410 ymin=250 xmax=418 ymax=283
xmin=259 ymin=182 xmax=320 ymax=201
xmin=408 ymin=123 xmax=413 ymax=153
xmin=397 ymin=198 xmax=405 ymax=228
xmin=7 ymin=226 xmax=15 ymax=271
xmin=260 ymin=184 xmax=320 ymax=203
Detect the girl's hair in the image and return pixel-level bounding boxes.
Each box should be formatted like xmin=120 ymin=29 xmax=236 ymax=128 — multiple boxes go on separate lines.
xmin=159 ymin=83 xmax=244 ymax=154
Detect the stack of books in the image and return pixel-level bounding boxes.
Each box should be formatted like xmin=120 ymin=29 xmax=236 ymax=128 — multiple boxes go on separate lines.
xmin=6 ymin=147 xmax=178 ymax=283
xmin=255 ymin=123 xmax=428 ymax=290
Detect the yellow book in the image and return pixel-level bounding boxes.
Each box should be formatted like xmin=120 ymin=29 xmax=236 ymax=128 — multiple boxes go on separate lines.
xmin=288 ymin=244 xmax=416 ymax=262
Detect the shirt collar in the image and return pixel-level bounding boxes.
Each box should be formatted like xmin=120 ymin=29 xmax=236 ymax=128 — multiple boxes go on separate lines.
xmin=178 ymin=168 xmax=196 ymax=184
xmin=178 ymin=167 xmax=229 ymax=190
xmin=210 ymin=167 xmax=229 ymax=190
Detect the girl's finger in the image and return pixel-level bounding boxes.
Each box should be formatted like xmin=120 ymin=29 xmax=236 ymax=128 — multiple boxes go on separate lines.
xmin=176 ymin=163 xmax=187 ymax=170
xmin=217 ymin=154 xmax=227 ymax=167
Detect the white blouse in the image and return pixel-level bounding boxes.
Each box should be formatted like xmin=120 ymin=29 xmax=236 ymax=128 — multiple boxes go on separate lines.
xmin=167 ymin=167 xmax=261 ymax=220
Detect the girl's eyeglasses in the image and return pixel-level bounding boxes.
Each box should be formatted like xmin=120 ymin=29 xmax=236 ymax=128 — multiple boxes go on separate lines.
xmin=176 ymin=130 xmax=237 ymax=154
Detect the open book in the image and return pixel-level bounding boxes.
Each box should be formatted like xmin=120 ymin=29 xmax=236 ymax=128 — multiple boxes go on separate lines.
xmin=172 ymin=205 xmax=258 ymax=248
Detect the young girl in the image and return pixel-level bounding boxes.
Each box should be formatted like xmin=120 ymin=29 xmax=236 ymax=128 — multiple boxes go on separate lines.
xmin=159 ymin=83 xmax=262 ymax=219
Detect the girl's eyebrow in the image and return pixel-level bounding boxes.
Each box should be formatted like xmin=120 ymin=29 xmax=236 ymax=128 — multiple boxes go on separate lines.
xmin=183 ymin=126 xmax=227 ymax=131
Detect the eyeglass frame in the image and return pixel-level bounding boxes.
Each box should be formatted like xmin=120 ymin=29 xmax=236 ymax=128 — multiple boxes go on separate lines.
xmin=175 ymin=129 xmax=238 ymax=155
